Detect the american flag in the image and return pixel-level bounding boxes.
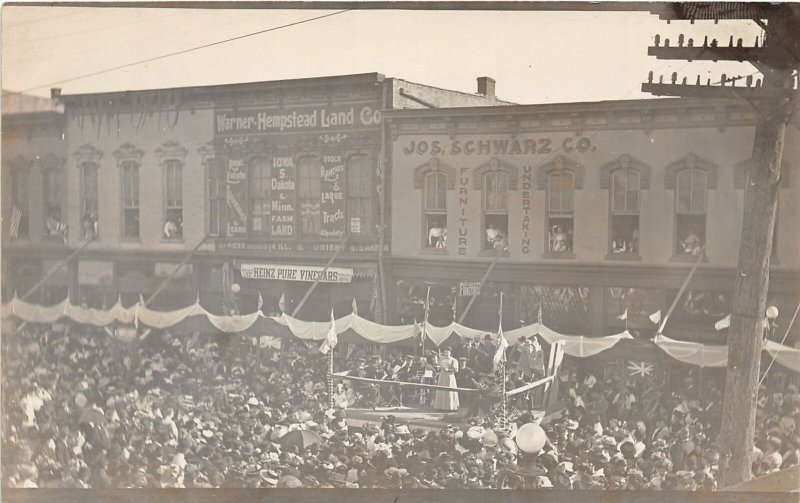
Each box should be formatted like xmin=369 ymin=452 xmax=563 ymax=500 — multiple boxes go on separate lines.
xmin=9 ymin=204 xmax=22 ymax=239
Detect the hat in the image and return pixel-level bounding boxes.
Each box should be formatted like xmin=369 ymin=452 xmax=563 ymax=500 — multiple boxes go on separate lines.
xmin=395 ymin=425 xmax=411 ymax=436
xmin=482 ymin=431 xmax=499 ymax=448
xmin=247 ymin=397 xmax=259 ymax=406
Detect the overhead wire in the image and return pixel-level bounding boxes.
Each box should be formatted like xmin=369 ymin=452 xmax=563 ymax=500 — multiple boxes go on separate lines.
xmin=16 ymin=9 xmax=351 ymax=94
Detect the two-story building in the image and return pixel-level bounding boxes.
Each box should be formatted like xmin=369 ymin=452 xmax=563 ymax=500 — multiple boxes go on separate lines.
xmin=384 ymin=98 xmax=799 ymax=347
xmin=2 ymin=74 xmax=510 ymax=321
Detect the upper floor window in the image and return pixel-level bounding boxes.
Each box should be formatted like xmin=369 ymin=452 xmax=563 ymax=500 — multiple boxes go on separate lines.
xmin=298 ymin=156 xmax=321 ymax=237
xmin=424 ymin=172 xmax=447 ymax=248
xmin=79 ymin=162 xmax=99 ymax=239
xmin=538 ymin=155 xmax=583 ymax=256
xmin=666 ymin=154 xmax=718 ymax=258
xmin=347 ymin=154 xmax=373 ymax=236
xmin=610 ymin=169 xmax=641 ymax=254
xmin=675 ymin=168 xmax=706 ymax=256
xmin=121 ymin=160 xmax=140 ymax=239
xmin=483 ymin=171 xmax=509 ymax=251
xmin=248 ymin=157 xmax=271 ymax=238
xmin=163 ymin=159 xmax=183 ymax=239
xmin=205 ymin=158 xmax=225 ymax=237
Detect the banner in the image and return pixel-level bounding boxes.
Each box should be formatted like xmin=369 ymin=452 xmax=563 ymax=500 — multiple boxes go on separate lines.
xmin=240 ymin=263 xmax=353 ymax=283
xmin=225 ymin=154 xmax=247 ymax=237
xmin=320 ymin=153 xmax=346 ymax=239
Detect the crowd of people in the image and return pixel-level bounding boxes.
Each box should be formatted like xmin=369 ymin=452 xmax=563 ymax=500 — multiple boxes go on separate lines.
xmin=2 ymin=321 xmax=798 ymax=490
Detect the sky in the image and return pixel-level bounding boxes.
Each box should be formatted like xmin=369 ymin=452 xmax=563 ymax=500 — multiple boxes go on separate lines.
xmin=2 ymin=5 xmax=763 ymax=104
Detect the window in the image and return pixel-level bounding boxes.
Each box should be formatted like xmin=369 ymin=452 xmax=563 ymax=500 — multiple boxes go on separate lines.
xmin=424 ymin=172 xmax=447 ymax=248
xmin=547 ymin=171 xmax=574 ymax=253
xmin=79 ymin=162 xmax=99 ymax=239
xmin=206 ymin=158 xmax=225 ymax=237
xmin=42 ymin=166 xmax=64 ymax=239
xmin=675 ymin=168 xmax=706 ymax=256
xmin=483 ymin=171 xmax=508 ymax=251
xmin=162 ymin=159 xmax=183 ymax=239
xmin=247 ymin=157 xmax=271 ymax=238
xmin=347 ymin=155 xmax=373 ymax=235
xmin=298 ymin=156 xmax=321 ymax=237
xmin=9 ymin=166 xmax=29 ymax=239
xmin=610 ymin=169 xmax=640 ymax=254
xmin=121 ymin=160 xmax=140 ymax=238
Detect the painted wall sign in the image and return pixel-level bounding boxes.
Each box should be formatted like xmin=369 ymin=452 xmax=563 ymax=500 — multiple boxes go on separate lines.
xmin=240 ymin=263 xmax=353 ymax=283
xmin=521 ymin=165 xmax=533 ymax=254
xmin=320 ymin=153 xmax=346 ymax=239
xmin=400 ymin=136 xmax=596 ymax=156
xmin=226 ymin=154 xmax=248 ymax=238
xmin=271 ymin=156 xmax=296 ymax=238
xmin=458 ymin=168 xmax=469 ymax=255
xmin=215 ymin=104 xmax=382 ymax=136
xmin=216 ymin=240 xmax=389 ymax=254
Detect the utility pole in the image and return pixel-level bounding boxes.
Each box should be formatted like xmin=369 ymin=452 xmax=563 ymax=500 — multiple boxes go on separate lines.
xmin=642 ymin=3 xmax=799 ymax=487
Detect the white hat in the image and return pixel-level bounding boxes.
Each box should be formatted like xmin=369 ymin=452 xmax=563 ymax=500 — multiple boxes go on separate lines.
xmin=247 ymin=397 xmax=259 ymax=406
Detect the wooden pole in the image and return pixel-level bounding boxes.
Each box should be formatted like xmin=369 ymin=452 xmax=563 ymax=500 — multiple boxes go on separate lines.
xmin=328 ymin=348 xmax=335 ymax=409
xmin=720 ymin=21 xmax=794 ymax=485
xmin=291 ymin=234 xmax=349 ymax=318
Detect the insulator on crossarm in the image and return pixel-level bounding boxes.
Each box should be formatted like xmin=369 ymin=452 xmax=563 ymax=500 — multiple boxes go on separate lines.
xmin=729 ymin=35 xmax=734 ymax=46
xmin=703 ymin=36 xmax=708 ymax=47
xmin=707 ymin=78 xmax=711 ymax=86
xmin=671 ymin=72 xmax=678 ymax=84
xmin=688 ymin=38 xmax=694 ymax=47
xmin=754 ymin=37 xmax=759 ymax=48
xmin=682 ymin=77 xmax=687 ymax=85
xmin=737 ymin=38 xmax=743 ymax=47
xmin=678 ymin=34 xmax=685 ymax=47
xmin=756 ymin=78 xmax=762 ymax=87
xmin=746 ymin=75 xmax=753 ymax=87
xmin=711 ymin=38 xmax=718 ymax=47
xmin=659 ymin=75 xmax=664 ymax=84
xmin=648 ymin=71 xmax=654 ymax=83
xmin=696 ymin=76 xmax=701 ymax=85
xmin=721 ymin=74 xmax=727 ymax=86
xmin=654 ymin=34 xmax=661 ymax=47
xmin=665 ymin=38 xmax=670 ymax=47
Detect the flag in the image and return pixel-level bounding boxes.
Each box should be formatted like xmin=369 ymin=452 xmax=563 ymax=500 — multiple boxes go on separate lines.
xmin=452 ymin=294 xmax=458 ymax=322
xmin=257 ymin=293 xmax=264 ymax=311
xmin=616 ymin=308 xmax=628 ymax=320
xmin=10 ymin=204 xmax=21 ymax=239
xmin=352 ymin=298 xmax=358 ymax=316
xmin=649 ymin=310 xmax=662 ymax=324
xmin=537 ymin=303 xmax=543 ymax=325
xmin=627 ymin=361 xmax=653 ymax=377
xmin=319 ymin=310 xmax=338 ymax=355
xmin=492 ymin=323 xmax=508 ymax=372
xmin=278 ymin=293 xmax=286 ymax=314
xmin=714 ymin=314 xmax=731 ymax=331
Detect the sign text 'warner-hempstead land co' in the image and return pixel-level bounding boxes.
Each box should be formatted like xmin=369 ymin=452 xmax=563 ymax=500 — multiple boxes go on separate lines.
xmin=215 ymin=105 xmax=383 ymax=135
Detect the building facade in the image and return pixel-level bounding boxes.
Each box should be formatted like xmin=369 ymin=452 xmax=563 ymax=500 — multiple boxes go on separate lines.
xmin=2 ymin=74 xmax=509 ymax=321
xmin=384 ymin=99 xmax=800 ymax=347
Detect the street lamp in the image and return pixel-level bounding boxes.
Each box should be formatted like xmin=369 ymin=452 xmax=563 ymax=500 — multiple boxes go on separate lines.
xmin=765 ymin=305 xmax=779 ymax=340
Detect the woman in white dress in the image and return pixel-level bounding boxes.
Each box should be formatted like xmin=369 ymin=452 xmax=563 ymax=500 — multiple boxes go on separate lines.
xmin=432 ymin=348 xmax=460 ymax=411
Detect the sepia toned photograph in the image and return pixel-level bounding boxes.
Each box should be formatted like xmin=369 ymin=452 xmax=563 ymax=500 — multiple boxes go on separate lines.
xmin=1 ymin=2 xmax=799 ymax=501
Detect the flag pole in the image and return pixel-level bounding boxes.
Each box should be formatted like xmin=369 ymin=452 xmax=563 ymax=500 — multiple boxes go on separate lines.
xmin=329 ymin=346 xmax=335 ymax=410
xmin=499 ymin=292 xmax=507 ymax=429
xmin=422 ymin=286 xmax=430 ymax=355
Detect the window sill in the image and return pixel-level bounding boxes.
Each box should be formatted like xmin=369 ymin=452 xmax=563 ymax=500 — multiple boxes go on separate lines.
xmin=670 ymin=254 xmax=708 ymax=263
xmin=605 ymin=253 xmax=641 ymax=262
xmin=479 ymin=249 xmax=510 ymax=258
xmin=420 ymin=247 xmax=448 ymax=255
xmin=161 ymin=238 xmax=185 ymax=244
xmin=541 ymin=251 xmax=576 ymax=260
xmin=120 ymin=237 xmax=142 ymax=243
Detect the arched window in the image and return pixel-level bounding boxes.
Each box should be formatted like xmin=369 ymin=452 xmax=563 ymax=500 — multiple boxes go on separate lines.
xmin=347 ymin=154 xmax=373 ymax=235
xmin=298 ymin=155 xmax=321 ymax=237
xmin=248 ymin=157 xmax=271 ymax=238
xmin=424 ymin=172 xmax=447 ymax=248
xmin=546 ymin=170 xmax=574 ymax=253
xmin=675 ymin=168 xmax=707 ymax=256
xmin=121 ymin=160 xmax=140 ymax=239
xmin=610 ymin=169 xmax=641 ymax=254
xmin=483 ymin=171 xmax=508 ymax=251
xmin=79 ymin=162 xmax=99 ymax=238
